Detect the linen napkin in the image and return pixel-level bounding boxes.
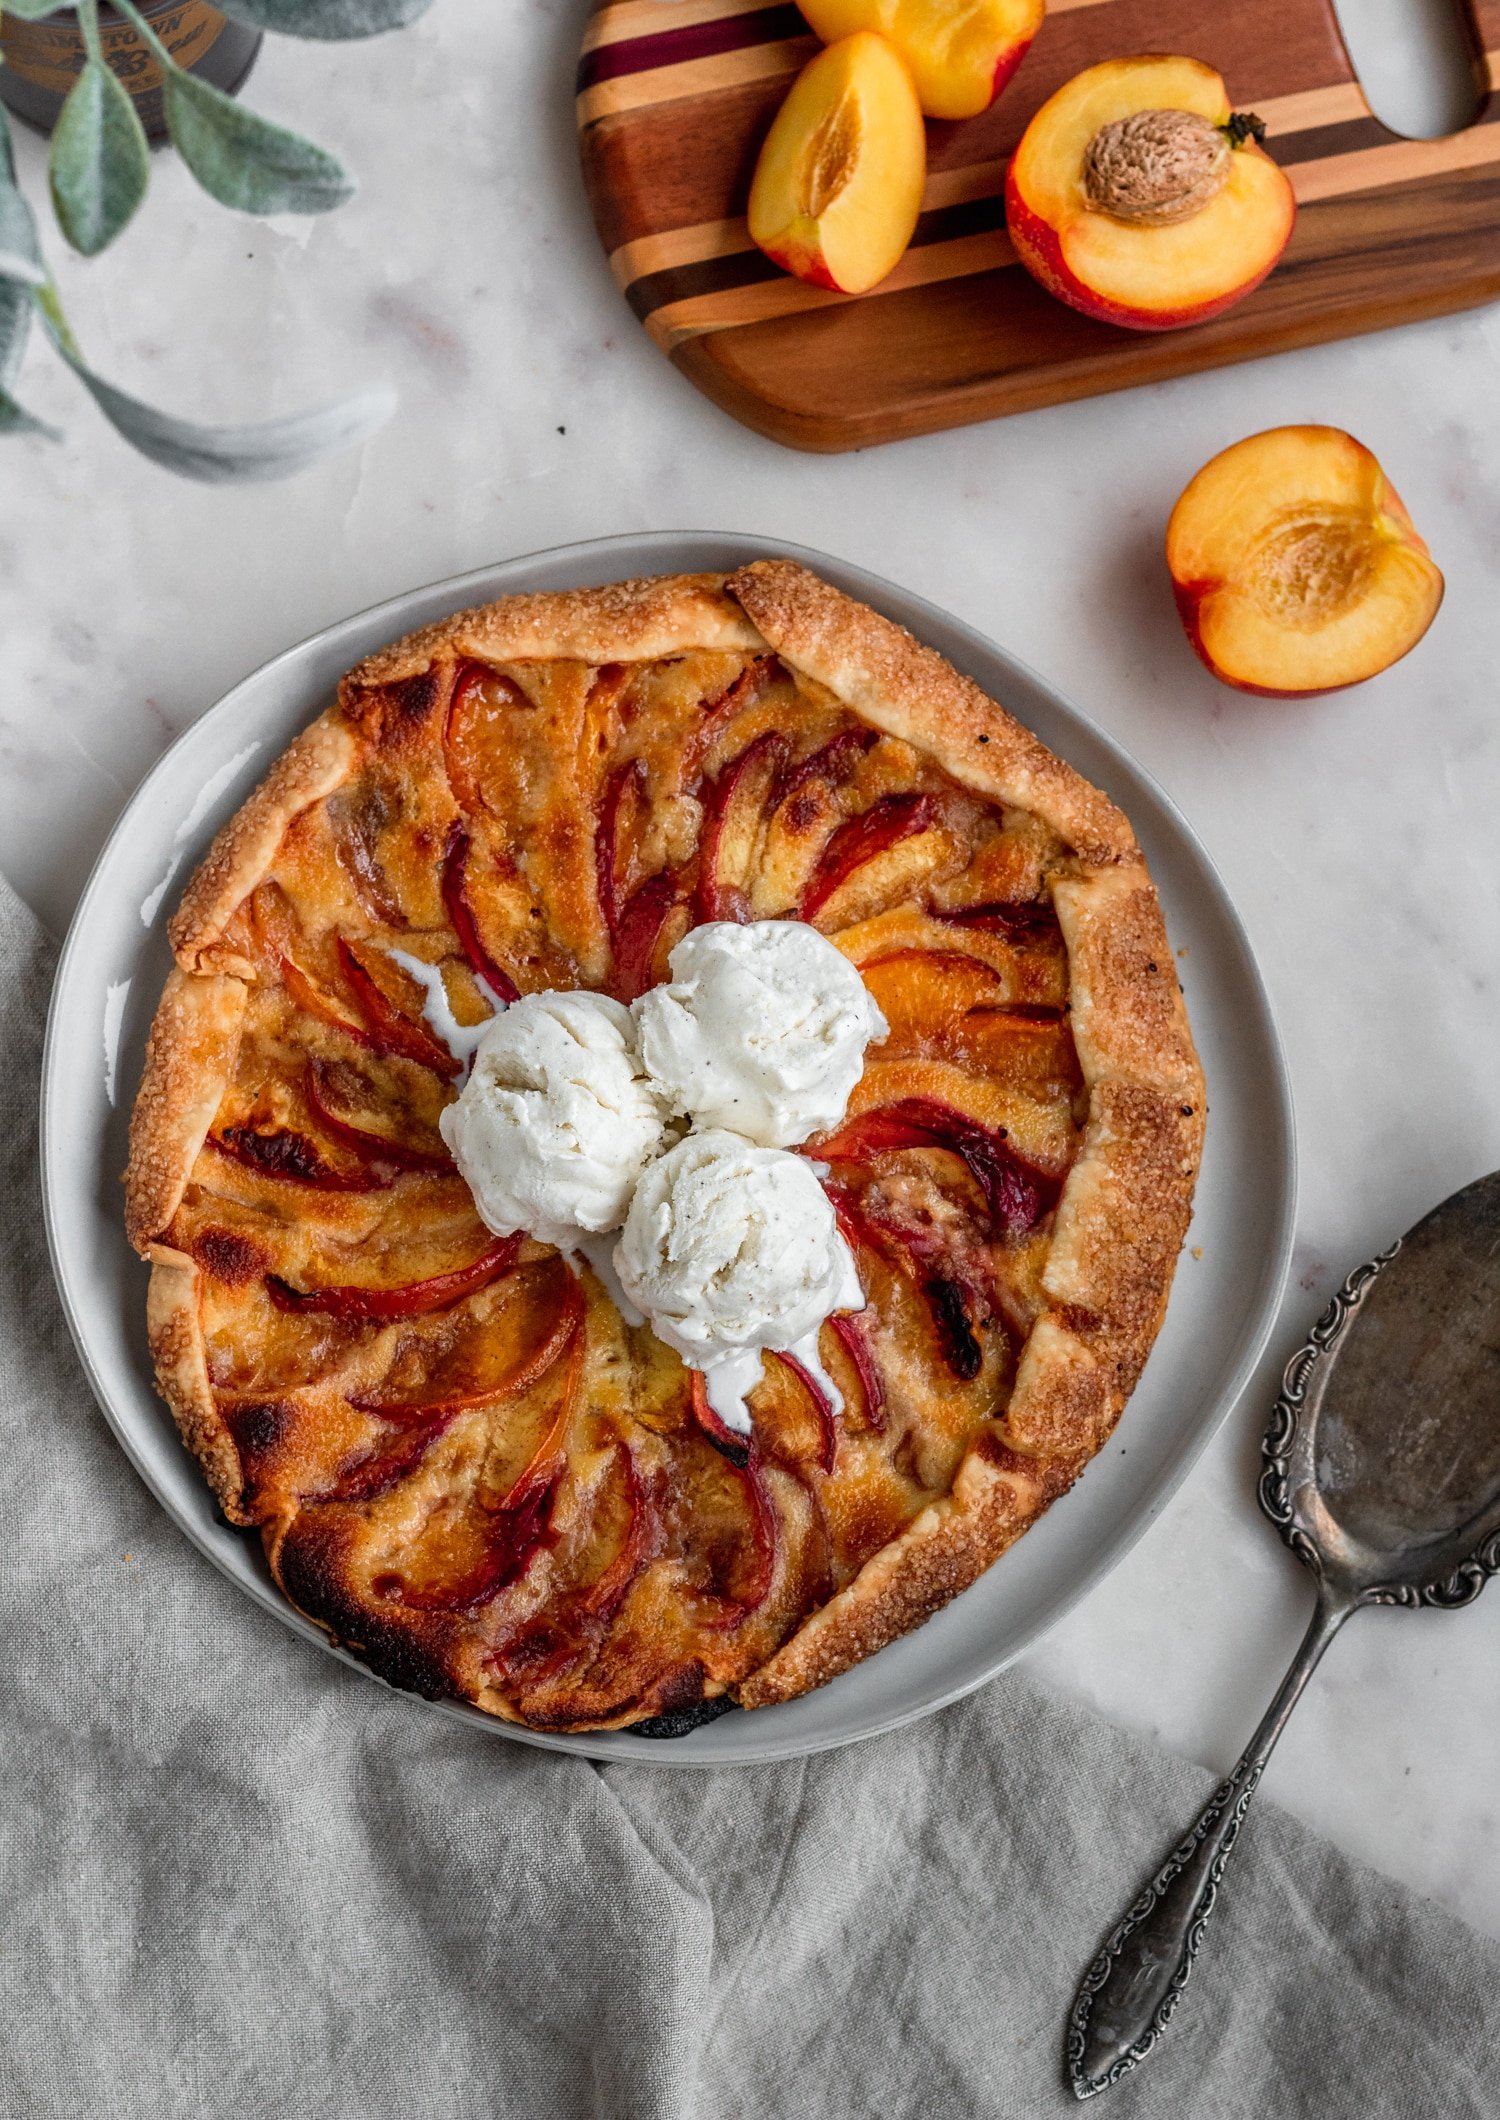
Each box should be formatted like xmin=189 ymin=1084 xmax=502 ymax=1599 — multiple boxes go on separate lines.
xmin=4 ymin=865 xmax=1497 ymax=2120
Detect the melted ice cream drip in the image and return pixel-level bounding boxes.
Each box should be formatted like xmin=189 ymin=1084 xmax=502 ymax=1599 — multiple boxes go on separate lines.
xmin=570 ymin=1233 xmax=645 ymax=1326
xmin=387 ymin=948 xmax=507 ymax=1080
xmin=700 ymin=1327 xmax=849 ymax=1437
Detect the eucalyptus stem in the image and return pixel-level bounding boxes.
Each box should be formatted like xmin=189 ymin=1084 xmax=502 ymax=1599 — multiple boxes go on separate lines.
xmin=109 ymin=0 xmax=180 ymax=74
xmin=75 ymin=0 xmax=104 ymax=66
xmin=33 ymin=278 xmax=83 ymax=362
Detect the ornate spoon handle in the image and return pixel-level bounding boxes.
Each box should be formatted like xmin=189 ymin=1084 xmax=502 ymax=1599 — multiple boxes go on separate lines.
xmin=1065 ymin=1584 xmax=1354 ymax=2100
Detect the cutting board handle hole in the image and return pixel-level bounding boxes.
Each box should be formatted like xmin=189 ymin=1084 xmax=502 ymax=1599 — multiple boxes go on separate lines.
xmin=1331 ymin=0 xmax=1484 ymax=136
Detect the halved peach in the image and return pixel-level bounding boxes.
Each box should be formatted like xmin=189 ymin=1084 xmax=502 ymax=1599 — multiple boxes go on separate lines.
xmin=1005 ymin=56 xmax=1295 ymax=331
xmin=1166 ymin=426 xmax=1444 ymax=696
xmin=798 ymin=0 xmax=1042 ymax=120
xmin=748 ymin=31 xmax=926 ymax=295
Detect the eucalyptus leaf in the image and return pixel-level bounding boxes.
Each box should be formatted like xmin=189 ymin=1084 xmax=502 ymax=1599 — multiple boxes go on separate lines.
xmin=0 ymin=275 xmax=30 ymax=388
xmin=163 ymin=68 xmax=353 ymax=214
xmin=42 ymin=317 xmax=394 ymax=478
xmin=49 ymin=57 xmax=150 ymax=256
xmin=0 ymin=0 xmax=76 ymax=16
xmin=0 ymin=374 xmax=59 ymax=439
xmin=0 ymin=213 xmax=54 ymax=439
xmin=0 ymin=108 xmax=44 ymax=285
xmin=215 ymin=0 xmax=431 ymax=37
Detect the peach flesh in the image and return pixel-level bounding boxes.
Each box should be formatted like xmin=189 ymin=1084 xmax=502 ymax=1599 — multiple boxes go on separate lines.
xmin=748 ymin=31 xmax=926 ymax=295
xmin=797 ymin=0 xmax=1043 ymax=121
xmin=1166 ymin=426 xmax=1444 ymax=696
xmin=1004 ymin=56 xmax=1296 ymax=331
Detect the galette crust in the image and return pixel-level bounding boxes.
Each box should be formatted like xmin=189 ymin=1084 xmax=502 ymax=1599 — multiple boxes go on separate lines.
xmin=170 ymin=716 xmax=358 ymax=977
xmin=126 ymin=562 xmax=1205 ymax=1726
xmin=144 ymin=1243 xmax=246 ymax=1524
xmin=343 ymin=572 xmax=766 ymax=690
xmin=124 ymin=968 xmax=247 ymax=1253
xmin=727 ymin=560 xmax=1134 ymax=867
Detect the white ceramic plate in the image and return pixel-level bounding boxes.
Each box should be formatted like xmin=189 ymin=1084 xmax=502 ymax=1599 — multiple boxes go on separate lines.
xmin=41 ymin=532 xmax=1295 ymax=1766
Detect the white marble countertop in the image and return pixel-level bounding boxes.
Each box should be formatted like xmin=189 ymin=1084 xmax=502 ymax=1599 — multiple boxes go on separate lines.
xmin=4 ymin=1 xmax=1499 ymax=1941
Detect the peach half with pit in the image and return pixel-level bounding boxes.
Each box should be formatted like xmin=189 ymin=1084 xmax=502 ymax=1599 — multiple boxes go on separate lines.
xmin=1004 ymin=56 xmax=1296 ymax=331
xmin=748 ymin=30 xmax=926 ymax=295
xmin=797 ymin=0 xmax=1043 ymax=121
xmin=1166 ymin=425 xmax=1444 ymax=697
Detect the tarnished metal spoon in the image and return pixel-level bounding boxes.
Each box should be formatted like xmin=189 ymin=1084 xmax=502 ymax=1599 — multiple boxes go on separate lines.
xmin=1067 ymin=1169 xmax=1500 ymax=2100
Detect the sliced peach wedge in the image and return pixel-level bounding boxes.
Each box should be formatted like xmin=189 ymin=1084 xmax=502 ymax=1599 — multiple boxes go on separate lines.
xmin=1166 ymin=426 xmax=1444 ymax=696
xmin=1005 ymin=56 xmax=1295 ymax=331
xmin=798 ymin=0 xmax=1043 ymax=121
xmin=748 ymin=31 xmax=926 ymax=295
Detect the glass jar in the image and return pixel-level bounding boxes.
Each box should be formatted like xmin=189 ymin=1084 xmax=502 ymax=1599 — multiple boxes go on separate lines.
xmin=0 ymin=2 xmax=261 ymax=142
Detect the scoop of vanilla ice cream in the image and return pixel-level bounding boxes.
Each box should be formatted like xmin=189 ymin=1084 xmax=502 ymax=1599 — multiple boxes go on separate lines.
xmin=440 ymin=989 xmax=670 ymax=1249
xmin=632 ymin=920 xmax=888 ymax=1149
xmin=614 ymin=1127 xmax=865 ymax=1432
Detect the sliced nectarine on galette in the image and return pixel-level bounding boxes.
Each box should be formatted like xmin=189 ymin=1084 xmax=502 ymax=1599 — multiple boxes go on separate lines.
xmin=798 ymin=0 xmax=1043 ymax=120
xmin=749 ymin=30 xmax=926 ymax=294
xmin=1166 ymin=425 xmax=1444 ymax=695
xmin=1006 ymin=56 xmax=1296 ymax=331
xmin=126 ymin=563 xmax=1202 ymax=1734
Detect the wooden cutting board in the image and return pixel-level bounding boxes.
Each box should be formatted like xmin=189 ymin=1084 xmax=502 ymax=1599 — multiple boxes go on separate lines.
xmin=576 ymin=0 xmax=1500 ymax=451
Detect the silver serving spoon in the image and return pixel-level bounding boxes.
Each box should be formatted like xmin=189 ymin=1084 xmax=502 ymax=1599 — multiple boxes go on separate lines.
xmin=1067 ymin=1169 xmax=1500 ymax=2100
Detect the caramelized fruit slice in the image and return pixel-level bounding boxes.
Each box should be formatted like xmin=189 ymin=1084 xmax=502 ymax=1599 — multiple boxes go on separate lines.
xmin=687 ymin=1435 xmax=779 ymax=1630
xmin=279 ymin=955 xmax=380 ymax=1054
xmin=444 ymin=658 xmax=533 ymax=817
xmin=772 ymin=1351 xmax=838 ymax=1475
xmin=324 ymin=1411 xmax=462 ymax=1505
xmin=370 ymin=1325 xmax=585 ymax=1614
xmin=828 ymin=1309 xmax=886 ymax=1432
xmin=697 ymin=729 xmax=788 ymax=922
xmin=817 ymin=1096 xmax=1058 ymax=1236
xmin=689 ymin=1368 xmax=752 ymax=1469
xmin=377 ymin=1462 xmax=566 ymax=1615
xmin=208 ymin=1124 xmax=392 ymax=1194
xmin=825 ymin=1178 xmax=988 ymax=1384
xmin=1166 ymin=424 xmax=1445 ymax=695
xmin=774 ymin=725 xmax=877 ymax=812
xmin=613 ymin=873 xmax=680 ymax=1003
xmin=267 ymin=1234 xmax=521 ymax=1321
xmin=749 ymin=31 xmax=926 ymax=295
xmin=802 ymin=792 xmax=936 ymax=918
xmin=930 ymin=897 xmax=1059 ymax=941
xmin=595 ymin=757 xmax=643 ymax=941
xmin=335 ymin=939 xmax=458 ymax=1076
xmin=576 ymin=1443 xmax=653 ymax=1622
xmin=442 ymin=824 xmax=520 ymax=1001
xmin=860 ymin=949 xmax=1005 ymax=1046
xmin=350 ymin=1263 xmax=582 ymax=1420
xmin=304 ymin=1061 xmax=454 ymax=1174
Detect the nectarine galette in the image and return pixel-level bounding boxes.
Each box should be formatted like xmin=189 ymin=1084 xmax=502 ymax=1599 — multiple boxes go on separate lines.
xmin=126 ymin=562 xmax=1203 ymax=1735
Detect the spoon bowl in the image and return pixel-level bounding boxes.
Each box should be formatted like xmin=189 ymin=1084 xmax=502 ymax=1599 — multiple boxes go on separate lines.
xmin=1266 ymin=1175 xmax=1500 ymax=1599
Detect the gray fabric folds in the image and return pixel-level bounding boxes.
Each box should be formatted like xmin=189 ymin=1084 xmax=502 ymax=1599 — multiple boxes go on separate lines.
xmin=3 ymin=866 xmax=1497 ymax=2120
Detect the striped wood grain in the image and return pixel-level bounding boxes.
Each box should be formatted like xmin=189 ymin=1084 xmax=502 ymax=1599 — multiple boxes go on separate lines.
xmin=578 ymin=0 xmax=1500 ymax=449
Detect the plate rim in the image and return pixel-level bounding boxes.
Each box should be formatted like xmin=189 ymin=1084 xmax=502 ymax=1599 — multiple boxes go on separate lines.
xmin=40 ymin=528 xmax=1297 ymax=1767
